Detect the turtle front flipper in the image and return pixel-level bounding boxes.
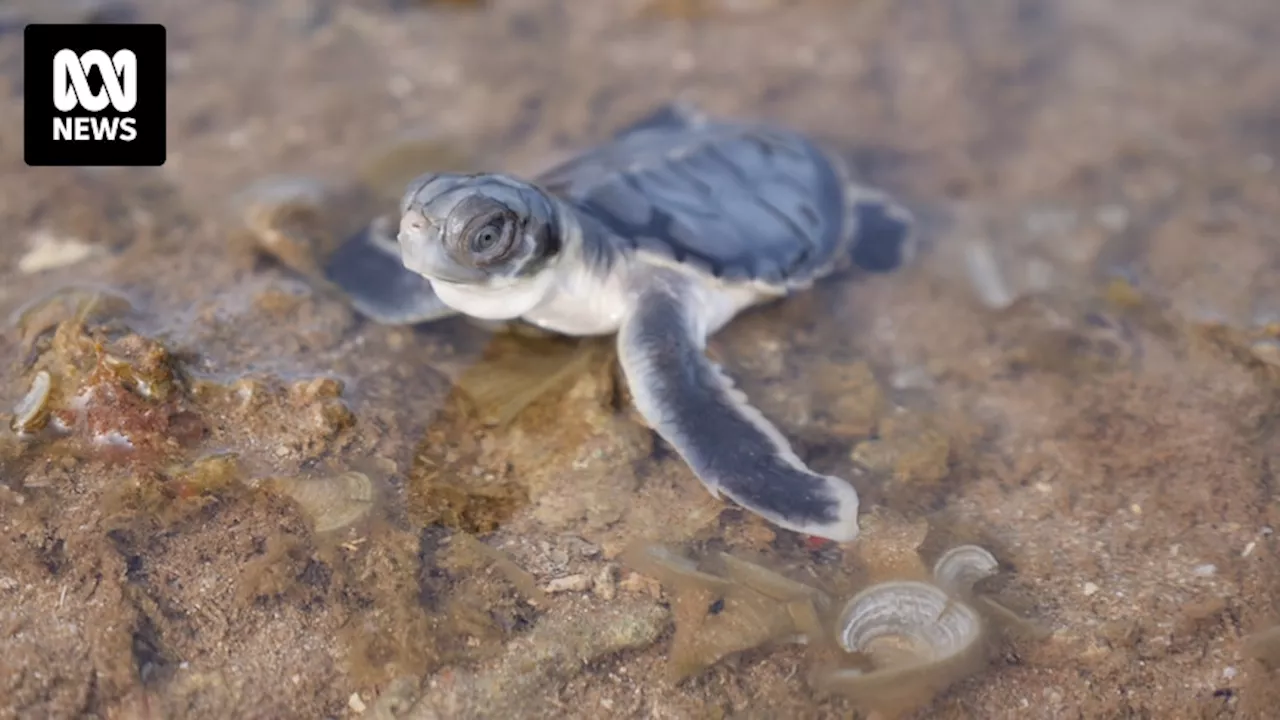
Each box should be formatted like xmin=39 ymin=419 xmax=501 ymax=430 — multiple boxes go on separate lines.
xmin=616 ymin=276 xmax=861 ymax=542
xmin=324 ymin=217 xmax=458 ymax=325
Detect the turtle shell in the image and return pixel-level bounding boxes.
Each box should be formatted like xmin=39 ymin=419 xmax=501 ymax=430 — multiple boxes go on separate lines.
xmin=533 ymin=104 xmax=855 ymax=286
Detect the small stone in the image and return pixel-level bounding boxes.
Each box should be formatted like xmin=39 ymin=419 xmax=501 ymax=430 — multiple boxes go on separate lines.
xmin=1192 ymin=563 xmax=1217 ymax=577
xmin=1094 ymin=204 xmax=1130 ymax=234
xmin=545 ymin=574 xmax=592 ymax=594
xmin=293 ymin=376 xmax=344 ymax=401
xmin=1250 ymin=340 xmax=1280 ymax=367
xmin=619 ymin=572 xmax=663 ymax=598
xmin=592 ymin=565 xmax=618 ymax=601
xmin=18 ymin=230 xmax=100 ymax=274
xmin=963 ymin=240 xmax=1016 ymax=310
xmin=348 ymin=692 xmax=367 ymax=713
xmin=548 ymin=548 xmax=571 ymax=568
xmin=1082 ymin=582 xmax=1100 ymax=597
xmin=311 ymin=399 xmax=356 ymax=435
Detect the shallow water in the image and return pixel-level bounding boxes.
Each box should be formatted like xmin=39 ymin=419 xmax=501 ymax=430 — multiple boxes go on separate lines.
xmin=3 ymin=0 xmax=1280 ymax=717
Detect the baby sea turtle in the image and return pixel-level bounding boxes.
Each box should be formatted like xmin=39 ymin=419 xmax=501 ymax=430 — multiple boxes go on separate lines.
xmin=328 ymin=102 xmax=915 ymax=542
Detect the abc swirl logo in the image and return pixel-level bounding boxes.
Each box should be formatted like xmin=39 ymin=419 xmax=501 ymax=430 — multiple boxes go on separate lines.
xmin=52 ymin=48 xmax=140 ymax=142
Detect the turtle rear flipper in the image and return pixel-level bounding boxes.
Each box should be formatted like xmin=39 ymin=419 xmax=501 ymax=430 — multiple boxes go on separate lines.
xmin=845 ymin=189 xmax=918 ymax=274
xmin=612 ymin=101 xmax=706 ymax=138
xmin=324 ymin=218 xmax=457 ymax=326
xmin=616 ymin=272 xmax=861 ymax=542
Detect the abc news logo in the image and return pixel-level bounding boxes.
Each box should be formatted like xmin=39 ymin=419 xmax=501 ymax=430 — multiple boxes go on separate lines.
xmin=25 ymin=24 xmax=166 ymax=167
xmin=53 ymin=48 xmax=139 ymax=142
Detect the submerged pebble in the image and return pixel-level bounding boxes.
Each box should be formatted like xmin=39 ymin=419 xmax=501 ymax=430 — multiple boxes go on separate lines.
xmin=963 ymin=240 xmax=1017 ymax=310
xmin=234 ymin=176 xmax=338 ymax=278
xmin=11 ymin=285 xmax=133 ymax=344
xmin=1250 ymin=339 xmax=1280 ymax=368
xmin=18 ymin=230 xmax=101 ymax=274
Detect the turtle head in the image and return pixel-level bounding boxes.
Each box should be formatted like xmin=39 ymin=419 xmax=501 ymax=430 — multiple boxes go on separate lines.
xmin=396 ymin=173 xmax=562 ymax=318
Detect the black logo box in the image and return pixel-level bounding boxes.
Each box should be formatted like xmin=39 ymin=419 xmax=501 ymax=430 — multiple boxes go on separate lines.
xmin=24 ymin=23 xmax=166 ymax=167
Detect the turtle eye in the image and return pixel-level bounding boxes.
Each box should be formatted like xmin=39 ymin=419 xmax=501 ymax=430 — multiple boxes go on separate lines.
xmin=461 ymin=211 xmax=517 ymax=265
xmin=469 ymin=220 xmax=504 ymax=253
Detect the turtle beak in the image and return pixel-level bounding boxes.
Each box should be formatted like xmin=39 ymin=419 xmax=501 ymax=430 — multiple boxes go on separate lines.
xmin=397 ymin=209 xmax=486 ymax=284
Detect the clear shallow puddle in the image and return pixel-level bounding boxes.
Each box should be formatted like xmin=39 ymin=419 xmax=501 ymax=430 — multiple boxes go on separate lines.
xmin=3 ymin=0 xmax=1280 ymax=718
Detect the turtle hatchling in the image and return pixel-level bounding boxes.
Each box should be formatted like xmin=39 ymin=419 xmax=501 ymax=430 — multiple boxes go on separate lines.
xmin=327 ymin=103 xmax=916 ymax=542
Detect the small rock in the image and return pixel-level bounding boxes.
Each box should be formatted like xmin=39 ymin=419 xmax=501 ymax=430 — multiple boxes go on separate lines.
xmin=348 ymin=692 xmax=367 ymax=713
xmin=1094 ymin=204 xmax=1131 ymax=234
xmin=619 ymin=572 xmax=663 ymax=598
xmin=593 ymin=565 xmax=618 ymax=601
xmin=407 ymin=600 xmax=666 ymax=717
xmin=1250 ymin=340 xmax=1280 ymax=367
xmin=963 ymin=240 xmax=1016 ymax=310
xmin=1082 ymin=582 xmax=1100 ymax=597
xmin=1191 ymin=563 xmax=1217 ymax=577
xmin=545 ymin=574 xmax=592 ymax=594
xmin=18 ymin=230 xmax=101 ymax=274
xmin=293 ymin=376 xmax=345 ymax=401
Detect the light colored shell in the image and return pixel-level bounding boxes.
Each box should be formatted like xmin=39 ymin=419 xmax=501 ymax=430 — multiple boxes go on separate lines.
xmin=821 ymin=578 xmax=987 ymax=712
xmin=11 ymin=371 xmax=52 ymax=435
xmin=835 ymin=580 xmax=983 ymax=662
xmin=268 ymin=471 xmax=375 ymax=533
xmin=818 ymin=544 xmax=1001 ymax=709
xmin=932 ymin=544 xmax=1000 ymax=596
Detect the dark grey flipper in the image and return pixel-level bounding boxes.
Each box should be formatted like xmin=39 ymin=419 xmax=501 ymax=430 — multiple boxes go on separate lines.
xmin=323 ymin=217 xmax=457 ymax=326
xmin=616 ymin=275 xmax=861 ymax=542
xmin=847 ymin=193 xmax=917 ymax=273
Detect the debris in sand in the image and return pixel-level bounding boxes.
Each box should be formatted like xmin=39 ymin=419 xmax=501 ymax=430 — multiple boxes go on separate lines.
xmin=963 ymin=239 xmax=1018 ymax=310
xmin=18 ymin=230 xmax=101 ymax=274
xmin=403 ymin=600 xmax=666 ymax=718
xmin=1250 ymin=339 xmax=1280 ymax=367
xmin=1244 ymin=625 xmax=1280 ymax=669
xmin=262 ymin=471 xmax=377 ymax=534
xmin=544 ymin=574 xmax=592 ymax=594
xmin=850 ymin=411 xmax=952 ymax=485
xmin=449 ymin=532 xmax=548 ymax=605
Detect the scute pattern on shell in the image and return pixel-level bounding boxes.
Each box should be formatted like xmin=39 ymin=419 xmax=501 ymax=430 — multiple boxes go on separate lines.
xmin=535 ymin=110 xmax=850 ymax=287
